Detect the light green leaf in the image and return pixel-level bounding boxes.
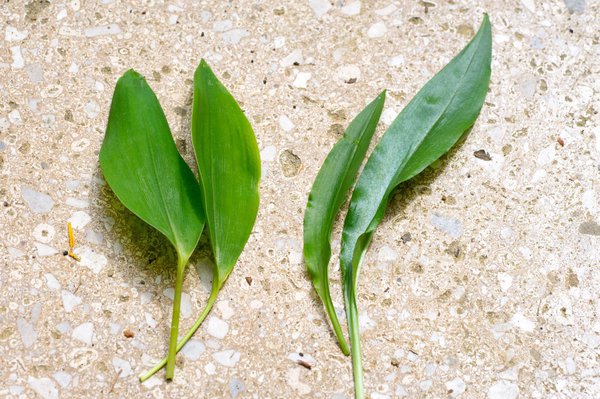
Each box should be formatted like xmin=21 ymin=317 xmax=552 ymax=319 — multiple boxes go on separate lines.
xmin=99 ymin=69 xmax=205 ymax=380
xmin=303 ymin=91 xmax=385 ymax=355
xmin=341 ymin=15 xmax=492 ymax=398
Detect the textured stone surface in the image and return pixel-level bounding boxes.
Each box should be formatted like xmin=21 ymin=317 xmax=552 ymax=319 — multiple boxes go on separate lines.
xmin=1 ymin=0 xmax=599 ymax=398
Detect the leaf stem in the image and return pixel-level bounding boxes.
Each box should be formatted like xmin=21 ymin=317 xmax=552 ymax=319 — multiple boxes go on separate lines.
xmin=165 ymin=256 xmax=187 ymax=380
xmin=321 ymin=281 xmax=350 ymax=355
xmin=345 ymin=282 xmax=364 ymax=399
xmin=139 ymin=275 xmax=220 ymax=382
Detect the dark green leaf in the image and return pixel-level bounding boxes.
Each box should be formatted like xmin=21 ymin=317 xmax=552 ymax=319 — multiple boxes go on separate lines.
xmin=341 ymin=15 xmax=492 ymax=398
xmin=303 ymin=91 xmax=385 ymax=355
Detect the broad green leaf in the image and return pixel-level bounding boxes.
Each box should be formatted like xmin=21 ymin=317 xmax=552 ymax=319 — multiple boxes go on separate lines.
xmin=341 ymin=15 xmax=492 ymax=398
xmin=191 ymin=59 xmax=261 ymax=284
xmin=138 ymin=60 xmax=261 ymax=382
xmin=303 ymin=91 xmax=385 ymax=355
xmin=99 ymin=70 xmax=205 ymax=380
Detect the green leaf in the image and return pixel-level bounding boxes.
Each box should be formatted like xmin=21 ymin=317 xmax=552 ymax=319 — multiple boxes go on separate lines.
xmin=99 ymin=69 xmax=205 ymax=380
xmin=192 ymin=59 xmax=261 ymax=283
xmin=303 ymin=91 xmax=385 ymax=356
xmin=138 ymin=60 xmax=261 ymax=382
xmin=340 ymin=15 xmax=492 ymax=398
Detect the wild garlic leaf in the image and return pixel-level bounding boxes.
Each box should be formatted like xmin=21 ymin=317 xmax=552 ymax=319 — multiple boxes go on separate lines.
xmin=99 ymin=70 xmax=205 ymax=380
xmin=340 ymin=15 xmax=492 ymax=398
xmin=303 ymin=91 xmax=386 ymax=355
xmin=138 ymin=60 xmax=261 ymax=382
xmin=192 ymin=59 xmax=261 ymax=285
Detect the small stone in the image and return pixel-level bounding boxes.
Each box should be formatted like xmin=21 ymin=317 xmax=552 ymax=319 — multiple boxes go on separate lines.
xmin=17 ymin=318 xmax=37 ymax=348
xmin=8 ymin=247 xmax=25 ymax=259
xmin=123 ymin=329 xmax=135 ymax=338
xmin=207 ymin=317 xmax=229 ymax=339
xmin=181 ymin=340 xmax=206 ymax=360
xmin=45 ymin=273 xmax=61 ymax=291
xmin=375 ymin=4 xmax=397 ymax=16
xmin=11 ymin=46 xmax=25 ymax=69
xmin=497 ymin=273 xmax=513 ymax=292
xmin=84 ymin=24 xmax=122 ymax=37
xmin=112 ymin=357 xmax=133 ymax=377
xmin=260 ymin=146 xmax=277 ymax=162
xmin=474 ymin=149 xmax=492 ymax=161
xmin=21 ymin=186 xmax=54 ymax=214
xmin=279 ymin=115 xmax=294 ymax=132
xmin=280 ymin=49 xmax=303 ymax=67
xmin=229 ymin=378 xmax=245 ymax=398
xmin=162 ymin=288 xmax=192 ymax=318
xmin=212 ymin=20 xmax=232 ymax=32
xmin=61 ymin=290 xmax=82 ymax=312
xmin=33 ymin=223 xmax=55 ymax=243
xmin=378 ymin=245 xmax=398 ymax=262
xmin=579 ymin=221 xmax=600 ymax=236
xmin=337 ymin=65 xmax=361 ymax=84
xmin=28 ymin=377 xmax=58 ymax=399
xmin=367 ymin=22 xmax=387 ymax=38
xmin=308 ymin=0 xmax=332 ymax=17
xmin=83 ymin=100 xmax=100 ymax=118
xmin=6 ymin=26 xmax=28 ymax=41
xmin=35 ymin=242 xmax=59 ymax=257
xmin=66 ymin=197 xmax=89 ymax=208
xmin=293 ymin=72 xmax=311 ymax=88
xmin=77 ymin=247 xmax=107 ymax=274
xmin=52 ymin=371 xmax=72 ymax=388
xmin=222 ymin=29 xmax=249 ymax=44
xmin=488 ymin=381 xmax=518 ymax=399
xmin=388 ymin=55 xmax=405 ymax=67
xmin=446 ymin=377 xmax=466 ymax=397
xmin=341 ymin=1 xmax=361 ymax=16
xmin=564 ymin=0 xmax=585 ymax=13
xmin=431 ymin=213 xmax=462 ymax=238
xmin=68 ymin=211 xmax=91 ymax=230
xmin=72 ymin=322 xmax=94 ymax=345
xmin=213 ymin=349 xmax=241 ymax=367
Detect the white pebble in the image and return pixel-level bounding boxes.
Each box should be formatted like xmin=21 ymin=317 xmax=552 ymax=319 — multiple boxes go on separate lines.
xmin=497 ymin=273 xmax=513 ymax=292
xmin=84 ymin=24 xmax=122 ymax=37
xmin=9 ymin=109 xmax=22 ymax=124
xmin=536 ymin=146 xmax=555 ymax=166
xmin=85 ymin=229 xmax=104 ymax=245
xmin=162 ymin=288 xmax=192 ymax=318
xmin=66 ymin=197 xmax=89 ymax=208
xmin=212 ymin=349 xmax=240 ymax=367
xmin=35 ymin=242 xmax=59 ymax=257
xmin=430 ymin=213 xmax=462 ymax=238
xmin=72 ymin=322 xmax=94 ymax=345
xmin=337 ymin=64 xmax=361 ymax=83
xmin=10 ymin=46 xmax=24 ymax=69
xmin=45 ymin=274 xmax=61 ymax=291
xmin=56 ymin=9 xmax=68 ymax=20
xmin=511 ymin=312 xmax=535 ymax=333
xmin=260 ymin=146 xmax=277 ymax=162
xmin=582 ymin=189 xmax=597 ymax=213
xmin=581 ymin=332 xmax=600 ymax=349
xmin=6 ymin=26 xmax=28 ymax=41
xmin=359 ymin=312 xmax=376 ymax=330
xmin=33 ymin=224 xmax=55 ymax=243
xmin=308 ymin=0 xmax=332 ymax=17
xmin=367 ymin=22 xmax=387 ymax=38
xmin=279 ymin=115 xmax=294 ymax=132
xmin=341 ymin=1 xmax=361 ymax=16
xmin=222 ymin=29 xmax=249 ymax=44
xmin=207 ymin=317 xmax=229 ymax=339
xmin=375 ymin=4 xmax=397 ymax=16
xmin=488 ymin=381 xmax=518 ymax=399
xmin=68 ymin=211 xmax=91 ymax=229
xmin=17 ymin=318 xmax=37 ymax=348
xmin=76 ymin=247 xmax=107 ymax=274
xmin=273 ymin=36 xmax=285 ymax=48
xmin=145 ymin=312 xmax=157 ymax=328
xmin=446 ymin=377 xmax=466 ymax=397
xmin=52 ymin=371 xmax=72 ymax=388
xmin=388 ymin=55 xmax=405 ymax=67
xmin=293 ymin=72 xmax=311 ymax=88
xmin=520 ymin=0 xmax=536 ymax=13
xmin=204 ymin=362 xmax=216 ymax=375
xmin=83 ymin=100 xmax=100 ymax=119
xmin=141 ymin=376 xmax=162 ymax=389
xmin=21 ymin=186 xmax=54 ymax=214
xmin=8 ymin=247 xmax=25 ymax=259
xmin=212 ymin=20 xmax=232 ymax=32
xmin=280 ymin=49 xmax=303 ymax=67
xmin=378 ymin=245 xmax=398 ymax=262
xmin=28 ymin=377 xmax=58 ymax=399
xmin=381 ymin=108 xmax=398 ymax=126
xmin=112 ymin=357 xmax=133 ymax=377
xmin=61 ymin=290 xmax=82 ymax=312
xmin=181 ymin=340 xmax=206 ymax=360
xmin=217 ymin=300 xmax=235 ymax=320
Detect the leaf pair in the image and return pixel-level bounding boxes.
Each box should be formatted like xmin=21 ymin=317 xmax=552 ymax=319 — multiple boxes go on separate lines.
xmin=100 ymin=60 xmax=260 ymax=381
xmin=304 ymin=15 xmax=492 ymax=398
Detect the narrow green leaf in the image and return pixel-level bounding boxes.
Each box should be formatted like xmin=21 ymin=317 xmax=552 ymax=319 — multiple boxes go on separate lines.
xmin=303 ymin=91 xmax=385 ymax=355
xmin=99 ymin=69 xmax=205 ymax=380
xmin=192 ymin=59 xmax=261 ymax=284
xmin=341 ymin=15 xmax=492 ymax=398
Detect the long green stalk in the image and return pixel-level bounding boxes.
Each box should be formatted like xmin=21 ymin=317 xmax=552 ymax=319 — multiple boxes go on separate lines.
xmin=139 ymin=277 xmax=220 ymax=382
xmin=345 ymin=282 xmax=364 ymax=399
xmin=321 ymin=279 xmax=350 ymax=355
xmin=164 ymin=256 xmax=187 ymax=379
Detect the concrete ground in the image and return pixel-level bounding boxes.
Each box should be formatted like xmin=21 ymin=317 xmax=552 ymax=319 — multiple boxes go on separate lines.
xmin=1 ymin=0 xmax=599 ymax=398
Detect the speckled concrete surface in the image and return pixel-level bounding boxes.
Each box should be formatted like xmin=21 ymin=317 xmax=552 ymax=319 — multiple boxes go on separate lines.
xmin=1 ymin=0 xmax=599 ymax=398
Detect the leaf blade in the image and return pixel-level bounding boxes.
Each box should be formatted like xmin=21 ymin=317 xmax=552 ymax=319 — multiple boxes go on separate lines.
xmin=191 ymin=59 xmax=261 ymax=283
xmin=99 ymin=69 xmax=205 ymax=261
xmin=303 ymin=91 xmax=385 ymax=354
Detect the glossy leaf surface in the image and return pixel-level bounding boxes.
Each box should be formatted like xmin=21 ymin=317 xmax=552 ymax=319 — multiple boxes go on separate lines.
xmin=99 ymin=69 xmax=205 ymax=263
xmin=341 ymin=15 xmax=492 ymax=398
xmin=303 ymin=91 xmax=385 ymax=355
